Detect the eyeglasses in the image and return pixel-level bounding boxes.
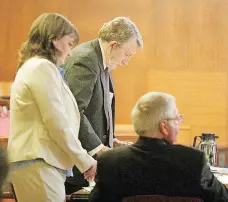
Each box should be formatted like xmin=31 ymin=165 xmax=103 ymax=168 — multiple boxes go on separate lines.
xmin=166 ymin=114 xmax=184 ymax=125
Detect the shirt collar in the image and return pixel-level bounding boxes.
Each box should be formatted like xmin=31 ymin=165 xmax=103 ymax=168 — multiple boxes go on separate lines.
xmin=98 ymin=38 xmax=107 ymax=70
xmin=58 ymin=67 xmax=65 ymax=78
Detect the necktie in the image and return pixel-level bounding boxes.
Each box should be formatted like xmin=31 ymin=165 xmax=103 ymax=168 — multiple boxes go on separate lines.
xmin=104 ymin=68 xmax=114 ymax=147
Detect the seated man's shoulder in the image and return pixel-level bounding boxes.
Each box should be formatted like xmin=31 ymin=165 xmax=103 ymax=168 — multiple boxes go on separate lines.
xmin=172 ymin=144 xmax=204 ymax=159
xmin=99 ymin=146 xmax=131 ymax=162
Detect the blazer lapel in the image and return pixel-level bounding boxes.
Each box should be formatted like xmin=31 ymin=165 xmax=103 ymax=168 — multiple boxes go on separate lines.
xmin=61 ymin=79 xmax=80 ymax=111
xmin=100 ymin=68 xmax=110 ymax=130
xmin=109 ymin=73 xmax=115 ymax=94
xmin=92 ymin=39 xmax=110 ymax=127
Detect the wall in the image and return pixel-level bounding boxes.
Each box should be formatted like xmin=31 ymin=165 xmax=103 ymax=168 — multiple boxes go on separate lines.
xmin=0 ymin=0 xmax=228 ymax=146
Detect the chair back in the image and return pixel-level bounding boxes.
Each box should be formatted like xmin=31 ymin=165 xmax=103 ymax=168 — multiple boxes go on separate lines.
xmin=122 ymin=195 xmax=204 ymax=202
xmin=2 ymin=183 xmax=17 ymax=202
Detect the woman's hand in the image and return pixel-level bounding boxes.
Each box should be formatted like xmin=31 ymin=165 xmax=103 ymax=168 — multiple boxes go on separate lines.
xmin=84 ymin=161 xmax=97 ymax=181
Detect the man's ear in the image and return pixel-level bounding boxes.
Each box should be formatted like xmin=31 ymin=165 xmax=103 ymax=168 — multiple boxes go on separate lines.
xmin=109 ymin=41 xmax=118 ymax=49
xmin=159 ymin=120 xmax=169 ymax=138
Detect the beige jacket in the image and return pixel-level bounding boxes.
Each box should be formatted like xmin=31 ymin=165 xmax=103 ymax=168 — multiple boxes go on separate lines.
xmin=8 ymin=57 xmax=96 ymax=173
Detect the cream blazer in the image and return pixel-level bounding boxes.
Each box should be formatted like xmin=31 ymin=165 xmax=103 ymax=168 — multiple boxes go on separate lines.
xmin=7 ymin=57 xmax=96 ymax=173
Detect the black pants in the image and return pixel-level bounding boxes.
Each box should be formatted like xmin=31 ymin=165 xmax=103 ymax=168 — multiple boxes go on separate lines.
xmin=65 ymin=166 xmax=89 ymax=195
xmin=65 ymin=181 xmax=88 ymax=195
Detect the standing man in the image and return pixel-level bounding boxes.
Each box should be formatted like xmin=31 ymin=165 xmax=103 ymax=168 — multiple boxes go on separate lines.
xmin=62 ymin=17 xmax=143 ymax=192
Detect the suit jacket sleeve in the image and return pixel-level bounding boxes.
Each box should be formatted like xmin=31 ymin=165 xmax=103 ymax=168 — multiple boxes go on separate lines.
xmin=89 ymin=153 xmax=118 ymax=202
xmin=199 ymin=155 xmax=228 ymax=201
xmin=64 ymin=56 xmax=103 ymax=153
xmin=26 ymin=60 xmax=96 ymax=173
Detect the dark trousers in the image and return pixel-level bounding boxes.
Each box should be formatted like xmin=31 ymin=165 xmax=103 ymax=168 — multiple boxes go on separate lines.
xmin=65 ymin=166 xmax=89 ymax=195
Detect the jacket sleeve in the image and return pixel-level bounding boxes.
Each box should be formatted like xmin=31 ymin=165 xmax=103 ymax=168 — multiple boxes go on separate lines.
xmin=63 ymin=56 xmax=103 ymax=153
xmin=26 ymin=59 xmax=96 ymax=173
xmin=199 ymin=155 xmax=228 ymax=202
xmin=89 ymin=154 xmax=118 ymax=202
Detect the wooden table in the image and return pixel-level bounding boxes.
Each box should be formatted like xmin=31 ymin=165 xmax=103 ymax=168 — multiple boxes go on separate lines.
xmin=67 ymin=188 xmax=90 ymax=201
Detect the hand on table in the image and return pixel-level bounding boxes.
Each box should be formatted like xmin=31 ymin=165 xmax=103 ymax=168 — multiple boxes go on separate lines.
xmin=96 ymin=146 xmax=110 ymax=157
xmin=113 ymin=139 xmax=133 ymax=148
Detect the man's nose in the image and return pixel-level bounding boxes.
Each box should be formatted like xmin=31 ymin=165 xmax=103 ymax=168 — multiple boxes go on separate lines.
xmin=67 ymin=51 xmax=72 ymax=57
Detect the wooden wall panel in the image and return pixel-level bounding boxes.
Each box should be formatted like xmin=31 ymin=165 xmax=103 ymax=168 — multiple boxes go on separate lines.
xmin=148 ymin=71 xmax=227 ymax=146
xmin=115 ymin=124 xmax=192 ymax=146
xmin=1 ymin=0 xmax=228 ymax=146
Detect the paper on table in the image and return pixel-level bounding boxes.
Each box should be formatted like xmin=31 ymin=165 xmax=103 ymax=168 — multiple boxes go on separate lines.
xmin=82 ymin=181 xmax=96 ymax=192
xmin=214 ymin=173 xmax=228 ymax=185
xmin=210 ymin=166 xmax=228 ymax=174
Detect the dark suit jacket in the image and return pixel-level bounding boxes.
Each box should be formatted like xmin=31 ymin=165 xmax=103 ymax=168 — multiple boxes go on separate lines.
xmin=89 ymin=137 xmax=228 ymax=202
xmin=62 ymin=39 xmax=115 ymax=185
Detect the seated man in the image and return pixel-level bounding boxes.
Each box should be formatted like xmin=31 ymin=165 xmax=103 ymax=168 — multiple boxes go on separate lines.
xmin=89 ymin=92 xmax=228 ymax=202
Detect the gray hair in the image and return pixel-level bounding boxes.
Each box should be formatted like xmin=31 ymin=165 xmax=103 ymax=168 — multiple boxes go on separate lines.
xmin=98 ymin=17 xmax=143 ymax=48
xmin=131 ymin=92 xmax=176 ymax=136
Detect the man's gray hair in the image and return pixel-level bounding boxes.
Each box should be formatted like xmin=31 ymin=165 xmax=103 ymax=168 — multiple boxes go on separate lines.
xmin=131 ymin=92 xmax=176 ymax=136
xmin=98 ymin=17 xmax=143 ymax=48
